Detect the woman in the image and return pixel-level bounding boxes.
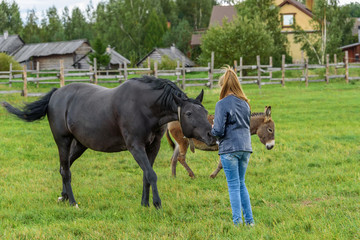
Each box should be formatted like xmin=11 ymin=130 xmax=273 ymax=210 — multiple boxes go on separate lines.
xmin=211 ymin=66 xmax=254 ymax=226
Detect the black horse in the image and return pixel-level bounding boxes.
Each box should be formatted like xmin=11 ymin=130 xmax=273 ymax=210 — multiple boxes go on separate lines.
xmin=2 ymin=76 xmax=216 ymax=209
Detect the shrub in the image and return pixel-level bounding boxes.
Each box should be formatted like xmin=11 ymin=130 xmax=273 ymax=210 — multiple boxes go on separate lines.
xmin=0 ymin=53 xmax=22 ymax=72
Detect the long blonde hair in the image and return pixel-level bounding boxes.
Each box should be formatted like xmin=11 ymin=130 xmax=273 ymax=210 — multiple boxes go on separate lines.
xmin=219 ymin=66 xmax=250 ymax=108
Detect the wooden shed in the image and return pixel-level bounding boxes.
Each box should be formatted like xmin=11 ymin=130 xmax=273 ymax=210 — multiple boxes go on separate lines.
xmin=137 ymin=45 xmax=195 ymax=67
xmin=12 ymin=39 xmax=92 ymax=70
xmin=0 ymin=32 xmax=24 ymax=55
xmin=340 ymin=42 xmax=360 ymax=63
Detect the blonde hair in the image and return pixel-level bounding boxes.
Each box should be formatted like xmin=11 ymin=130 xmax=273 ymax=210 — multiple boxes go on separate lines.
xmin=219 ymin=66 xmax=250 ymax=108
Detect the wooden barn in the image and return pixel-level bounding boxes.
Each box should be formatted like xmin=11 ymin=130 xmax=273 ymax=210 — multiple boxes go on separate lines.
xmin=12 ymin=39 xmax=92 ymax=70
xmin=0 ymin=32 xmax=24 ymax=55
xmin=340 ymin=26 xmax=360 ymax=63
xmin=106 ymin=46 xmax=131 ymax=69
xmin=136 ymin=45 xmax=195 ymax=67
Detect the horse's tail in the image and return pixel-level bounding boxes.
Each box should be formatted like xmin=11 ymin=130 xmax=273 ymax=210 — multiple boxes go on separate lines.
xmin=2 ymin=88 xmax=58 ymax=122
xmin=165 ymin=129 xmax=176 ymax=150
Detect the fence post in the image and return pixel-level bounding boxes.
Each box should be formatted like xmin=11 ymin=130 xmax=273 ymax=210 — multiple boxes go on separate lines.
xmin=182 ymin=56 xmax=186 ymax=90
xmin=9 ymin=63 xmax=12 ymax=87
xmin=147 ymin=57 xmax=151 ymax=76
xmin=59 ymin=59 xmax=65 ymax=87
xmin=94 ymin=58 xmax=98 ymax=84
xmin=257 ymin=55 xmax=261 ymax=89
xmin=334 ymin=54 xmax=337 ymax=76
xmin=176 ymin=61 xmax=180 ymax=86
xmin=325 ymin=54 xmax=329 ymax=84
xmin=281 ymin=54 xmax=285 ymax=86
xmin=154 ymin=61 xmax=158 ymax=78
xmin=305 ymin=58 xmax=309 ymax=87
xmin=239 ymin=57 xmax=243 ymax=81
xmin=124 ymin=63 xmax=128 ymax=81
xmin=301 ymin=50 xmax=305 ymax=76
xmin=233 ymin=60 xmax=237 ymax=72
xmin=210 ymin=51 xmax=214 ymax=89
xmin=89 ymin=65 xmax=93 ymax=83
xmin=22 ymin=65 xmax=28 ymax=97
xmin=208 ymin=62 xmax=213 ymax=89
xmin=269 ymin=56 xmax=273 ymax=81
xmin=345 ymin=51 xmax=349 ymax=83
xmin=36 ymin=61 xmax=40 ymax=88
xmin=118 ymin=64 xmax=122 ymax=84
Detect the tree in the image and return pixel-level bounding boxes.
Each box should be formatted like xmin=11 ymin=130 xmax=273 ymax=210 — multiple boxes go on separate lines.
xmin=88 ymin=38 xmax=111 ymax=69
xmin=0 ymin=0 xmax=22 ymax=34
xmin=343 ymin=2 xmax=360 ymax=17
xmin=237 ymin=0 xmax=288 ymax=66
xmin=0 ymin=53 xmax=22 ymax=71
xmin=143 ymin=9 xmax=167 ymax=52
xmin=63 ymin=7 xmax=91 ymax=41
xmin=199 ymin=16 xmax=275 ymax=68
xmin=294 ymin=0 xmax=355 ymax=64
xmin=163 ymin=19 xmax=192 ymax=53
xmin=21 ymin=9 xmax=41 ymax=43
xmin=40 ymin=6 xmax=65 ymax=42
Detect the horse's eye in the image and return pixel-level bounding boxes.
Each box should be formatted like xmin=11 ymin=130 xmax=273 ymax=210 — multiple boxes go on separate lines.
xmin=268 ymin=128 xmax=273 ymax=133
xmin=185 ymin=111 xmax=192 ymax=117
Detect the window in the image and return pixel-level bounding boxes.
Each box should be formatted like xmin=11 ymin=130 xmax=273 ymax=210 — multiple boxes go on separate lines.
xmin=356 ymin=54 xmax=359 ymax=62
xmin=282 ymin=14 xmax=295 ymax=27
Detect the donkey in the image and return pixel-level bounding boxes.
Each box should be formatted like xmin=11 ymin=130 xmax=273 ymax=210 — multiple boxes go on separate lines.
xmin=166 ymin=106 xmax=275 ymax=178
xmin=2 ymin=76 xmax=216 ymax=209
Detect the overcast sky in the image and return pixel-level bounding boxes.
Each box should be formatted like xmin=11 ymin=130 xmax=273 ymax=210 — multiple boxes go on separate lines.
xmin=15 ymin=0 xmax=360 ymax=22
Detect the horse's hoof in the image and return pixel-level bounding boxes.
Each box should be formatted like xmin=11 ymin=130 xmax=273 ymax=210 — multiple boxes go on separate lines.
xmin=209 ymin=174 xmax=216 ymax=179
xmin=153 ymin=202 xmax=162 ymax=209
xmin=75 ymin=204 xmax=79 ymax=208
xmin=57 ymin=196 xmax=65 ymax=202
xmin=141 ymin=202 xmax=150 ymax=207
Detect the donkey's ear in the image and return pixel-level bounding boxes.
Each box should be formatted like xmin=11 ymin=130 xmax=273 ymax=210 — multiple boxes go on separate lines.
xmin=195 ymin=89 xmax=204 ymax=103
xmin=265 ymin=106 xmax=271 ymax=117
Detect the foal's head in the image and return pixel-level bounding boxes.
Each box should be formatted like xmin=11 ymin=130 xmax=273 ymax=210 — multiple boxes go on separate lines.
xmin=253 ymin=106 xmax=275 ymax=150
xmin=174 ymin=90 xmax=217 ymax=146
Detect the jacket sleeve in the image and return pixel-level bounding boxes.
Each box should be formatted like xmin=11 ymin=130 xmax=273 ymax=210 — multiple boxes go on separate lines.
xmin=211 ymin=101 xmax=227 ymax=138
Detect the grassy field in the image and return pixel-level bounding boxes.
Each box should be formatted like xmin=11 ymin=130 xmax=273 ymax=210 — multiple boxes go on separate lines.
xmin=0 ymin=79 xmax=359 ymax=239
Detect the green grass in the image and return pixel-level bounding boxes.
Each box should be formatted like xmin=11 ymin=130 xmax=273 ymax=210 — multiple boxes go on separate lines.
xmin=0 ymin=79 xmax=359 ymax=239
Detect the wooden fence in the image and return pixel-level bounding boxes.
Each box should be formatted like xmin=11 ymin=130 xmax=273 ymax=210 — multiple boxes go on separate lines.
xmin=0 ymin=51 xmax=359 ymax=97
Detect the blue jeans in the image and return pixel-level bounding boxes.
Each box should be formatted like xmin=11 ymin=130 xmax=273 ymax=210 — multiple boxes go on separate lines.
xmin=220 ymin=151 xmax=254 ymax=225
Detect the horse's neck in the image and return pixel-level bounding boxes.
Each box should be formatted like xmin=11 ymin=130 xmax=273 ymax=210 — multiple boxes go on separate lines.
xmin=250 ymin=114 xmax=264 ymax=135
xmin=158 ymin=111 xmax=178 ymax=126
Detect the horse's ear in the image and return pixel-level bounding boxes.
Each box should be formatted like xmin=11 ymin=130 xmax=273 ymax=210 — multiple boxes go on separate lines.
xmin=195 ymin=89 xmax=204 ymax=103
xmin=173 ymin=93 xmax=183 ymax=106
xmin=265 ymin=106 xmax=271 ymax=117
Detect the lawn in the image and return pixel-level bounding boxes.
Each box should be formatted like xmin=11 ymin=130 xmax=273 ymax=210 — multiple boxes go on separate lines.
xmin=0 ymin=79 xmax=359 ymax=239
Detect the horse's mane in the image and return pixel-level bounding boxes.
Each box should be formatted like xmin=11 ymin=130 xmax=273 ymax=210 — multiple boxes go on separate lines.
xmin=132 ymin=76 xmax=202 ymax=112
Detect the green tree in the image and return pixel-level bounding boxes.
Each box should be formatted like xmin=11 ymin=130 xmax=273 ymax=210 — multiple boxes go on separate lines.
xmin=143 ymin=9 xmax=167 ymax=52
xmin=63 ymin=7 xmax=91 ymax=40
xmin=200 ymin=16 xmax=275 ymax=68
xmin=237 ymin=0 xmax=288 ymax=66
xmin=176 ymin=0 xmax=216 ymax=30
xmin=21 ymin=9 xmax=41 ymax=43
xmin=0 ymin=0 xmax=22 ymax=34
xmin=294 ymin=0 xmax=355 ymax=64
xmin=88 ymin=38 xmax=111 ymax=69
xmin=40 ymin=6 xmax=65 ymax=42
xmin=343 ymin=2 xmax=360 ymax=17
xmin=163 ymin=19 xmax=192 ymax=53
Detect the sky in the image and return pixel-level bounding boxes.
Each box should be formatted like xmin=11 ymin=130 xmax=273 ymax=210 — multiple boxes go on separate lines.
xmin=14 ymin=0 xmax=360 ymax=22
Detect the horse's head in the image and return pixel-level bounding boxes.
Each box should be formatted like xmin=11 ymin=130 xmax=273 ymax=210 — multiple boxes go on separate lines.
xmin=256 ymin=106 xmax=275 ymax=150
xmin=174 ymin=90 xmax=217 ymax=146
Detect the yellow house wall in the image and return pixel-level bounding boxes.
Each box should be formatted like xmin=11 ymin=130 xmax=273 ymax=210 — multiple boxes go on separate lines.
xmin=277 ymin=1 xmax=315 ymax=62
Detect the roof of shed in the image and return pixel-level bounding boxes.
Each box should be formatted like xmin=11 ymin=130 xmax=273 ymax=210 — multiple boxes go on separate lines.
xmin=340 ymin=42 xmax=360 ymax=50
xmin=0 ymin=34 xmax=24 ymax=54
xmin=137 ymin=46 xmax=195 ymax=67
xmin=107 ymin=47 xmax=130 ymax=65
xmin=12 ymin=39 xmax=90 ymax=63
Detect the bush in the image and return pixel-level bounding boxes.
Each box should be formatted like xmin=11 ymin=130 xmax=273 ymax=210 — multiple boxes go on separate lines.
xmin=0 ymin=53 xmax=22 ymax=72
xmin=150 ymin=55 xmax=178 ymax=70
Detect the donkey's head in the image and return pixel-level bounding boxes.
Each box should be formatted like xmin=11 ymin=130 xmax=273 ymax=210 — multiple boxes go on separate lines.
xmin=254 ymin=106 xmax=275 ymax=150
xmin=174 ymin=90 xmax=217 ymax=146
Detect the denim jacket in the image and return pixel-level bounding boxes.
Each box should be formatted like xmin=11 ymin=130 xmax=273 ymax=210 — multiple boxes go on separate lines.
xmin=211 ymin=95 xmax=252 ymax=155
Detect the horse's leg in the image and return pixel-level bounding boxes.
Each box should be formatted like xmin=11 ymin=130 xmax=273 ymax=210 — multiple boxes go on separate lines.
xmin=177 ymin=142 xmax=195 ymax=178
xmin=143 ymin=131 xmax=164 ymax=208
xmin=56 ymin=137 xmax=79 ymax=206
xmin=58 ymin=139 xmax=87 ymax=203
xmin=171 ymin=145 xmax=180 ymax=177
xmin=210 ymin=157 xmax=223 ymax=179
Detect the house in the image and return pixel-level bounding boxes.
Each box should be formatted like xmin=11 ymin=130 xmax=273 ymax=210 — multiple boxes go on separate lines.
xmin=136 ymin=45 xmax=195 ymax=67
xmin=11 ymin=39 xmax=92 ymax=70
xmin=106 ymin=46 xmax=131 ymax=69
xmin=340 ymin=26 xmax=360 ymax=63
xmin=277 ymin=0 xmax=315 ymax=62
xmin=191 ymin=1 xmax=315 ymax=63
xmin=0 ymin=31 xmax=24 ymax=55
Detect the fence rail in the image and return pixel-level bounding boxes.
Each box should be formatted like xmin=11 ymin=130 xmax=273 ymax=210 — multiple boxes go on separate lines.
xmin=0 ymin=51 xmax=359 ymax=97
